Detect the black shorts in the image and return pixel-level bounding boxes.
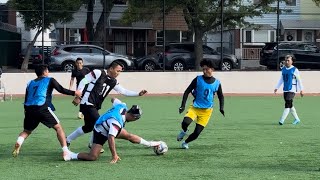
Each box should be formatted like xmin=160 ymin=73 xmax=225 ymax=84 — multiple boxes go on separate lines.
xmin=24 ymin=106 xmax=59 ymax=131
xmin=80 ymin=104 xmax=100 ymax=131
xmin=92 ymin=129 xmax=108 ymax=146
xmin=283 ymin=92 xmax=295 ymax=101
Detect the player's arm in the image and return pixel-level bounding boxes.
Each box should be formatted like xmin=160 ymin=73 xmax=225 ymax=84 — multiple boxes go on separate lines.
xmin=179 ymin=78 xmax=197 ymax=113
xmin=50 ymin=78 xmax=76 ymax=96
xmin=113 ymin=83 xmax=147 ymax=96
xmin=69 ymin=77 xmax=75 ymax=90
xmin=216 ymin=84 xmax=225 ymax=116
xmin=77 ymin=69 xmax=102 ymax=92
xmin=107 ymin=121 xmax=122 ymax=164
xmin=294 ymin=68 xmax=304 ymax=96
xmin=274 ymin=74 xmax=283 ymax=94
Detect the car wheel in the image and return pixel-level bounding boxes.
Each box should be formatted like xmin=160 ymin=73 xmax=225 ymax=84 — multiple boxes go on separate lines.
xmin=62 ymin=61 xmax=75 ymax=72
xmin=221 ymin=60 xmax=232 ymax=71
xmin=143 ymin=61 xmax=156 ymax=71
xmin=279 ymin=61 xmax=285 ymax=69
xmin=172 ymin=61 xmax=185 ymax=71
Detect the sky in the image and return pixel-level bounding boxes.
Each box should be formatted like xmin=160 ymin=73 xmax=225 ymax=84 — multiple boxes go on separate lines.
xmin=0 ymin=0 xmax=7 ymax=3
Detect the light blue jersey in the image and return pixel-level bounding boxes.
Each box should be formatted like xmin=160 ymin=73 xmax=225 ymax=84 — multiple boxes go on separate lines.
xmin=193 ymin=75 xmax=220 ymax=108
xmin=282 ymin=66 xmax=296 ymax=91
xmin=24 ymin=77 xmax=51 ymax=106
xmin=95 ymin=103 xmax=127 ymax=127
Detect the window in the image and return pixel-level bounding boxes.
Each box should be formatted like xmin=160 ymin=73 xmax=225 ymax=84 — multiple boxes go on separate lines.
xmin=71 ymin=47 xmax=90 ymax=53
xmin=245 ymin=30 xmax=252 ymax=43
xmin=69 ymin=29 xmax=81 ymax=44
xmin=286 ymin=0 xmax=296 ymax=6
xmin=156 ymin=31 xmax=164 ymax=46
xmin=269 ymin=30 xmax=276 ymax=42
xmin=91 ymin=47 xmax=103 ymax=54
xmin=156 ymin=30 xmax=192 ymax=46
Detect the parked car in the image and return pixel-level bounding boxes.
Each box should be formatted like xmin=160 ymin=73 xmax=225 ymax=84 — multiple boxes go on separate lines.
xmin=260 ymin=42 xmax=320 ymax=69
xmin=18 ymin=47 xmax=50 ymax=68
xmin=134 ymin=53 xmax=162 ymax=71
xmin=49 ymin=44 xmax=135 ymax=72
xmin=157 ymin=43 xmax=238 ymax=71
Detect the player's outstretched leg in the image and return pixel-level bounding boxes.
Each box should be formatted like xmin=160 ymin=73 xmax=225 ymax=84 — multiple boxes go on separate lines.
xmin=12 ymin=131 xmax=30 ymax=157
xmin=177 ymin=117 xmax=192 ymax=141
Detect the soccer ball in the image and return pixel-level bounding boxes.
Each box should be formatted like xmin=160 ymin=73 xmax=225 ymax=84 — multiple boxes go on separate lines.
xmin=153 ymin=141 xmax=168 ymax=155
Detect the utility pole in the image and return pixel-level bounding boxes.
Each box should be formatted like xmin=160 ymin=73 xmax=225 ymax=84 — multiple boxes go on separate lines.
xmin=276 ymin=0 xmax=280 ymax=70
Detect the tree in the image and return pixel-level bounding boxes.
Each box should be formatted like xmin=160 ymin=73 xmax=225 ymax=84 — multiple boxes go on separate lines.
xmin=313 ymin=0 xmax=320 ymax=6
xmin=8 ymin=0 xmax=82 ymax=71
xmin=123 ymin=0 xmax=294 ymax=70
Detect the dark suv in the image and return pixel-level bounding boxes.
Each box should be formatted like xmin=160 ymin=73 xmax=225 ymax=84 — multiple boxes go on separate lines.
xmin=158 ymin=43 xmax=238 ymax=71
xmin=260 ymin=42 xmax=320 ymax=69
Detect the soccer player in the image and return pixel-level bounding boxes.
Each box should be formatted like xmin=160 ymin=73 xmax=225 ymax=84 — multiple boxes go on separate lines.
xmin=66 ymin=61 xmax=147 ymax=152
xmin=65 ymin=98 xmax=160 ymax=163
xmin=274 ymin=55 xmax=304 ymax=125
xmin=12 ymin=65 xmax=81 ymax=160
xmin=69 ymin=57 xmax=90 ymax=119
xmin=177 ymin=59 xmax=225 ymax=149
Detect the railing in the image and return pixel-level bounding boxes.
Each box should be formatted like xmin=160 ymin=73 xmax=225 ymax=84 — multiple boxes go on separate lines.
xmin=242 ymin=48 xmax=261 ymax=60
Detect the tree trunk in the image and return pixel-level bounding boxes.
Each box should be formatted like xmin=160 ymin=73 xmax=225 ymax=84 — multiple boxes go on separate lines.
xmin=93 ymin=0 xmax=113 ymax=47
xmin=194 ymin=27 xmax=204 ymax=71
xmin=21 ymin=29 xmax=42 ymax=72
xmin=86 ymin=0 xmax=95 ymax=43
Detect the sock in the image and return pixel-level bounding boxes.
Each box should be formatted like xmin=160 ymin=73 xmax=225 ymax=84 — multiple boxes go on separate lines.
xmin=139 ymin=138 xmax=151 ymax=147
xmin=290 ymin=106 xmax=300 ymax=120
xmin=62 ymin=146 xmax=69 ymax=152
xmin=88 ymin=133 xmax=93 ymax=147
xmin=67 ymin=127 xmax=85 ymax=143
xmin=70 ymin=152 xmax=79 ymax=160
xmin=17 ymin=136 xmax=25 ymax=145
xmin=280 ymin=108 xmax=290 ymax=123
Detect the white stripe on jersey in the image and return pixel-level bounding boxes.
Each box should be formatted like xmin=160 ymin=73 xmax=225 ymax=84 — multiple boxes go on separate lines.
xmin=80 ymin=69 xmax=103 ymax=105
xmin=94 ymin=118 xmax=121 ymax=137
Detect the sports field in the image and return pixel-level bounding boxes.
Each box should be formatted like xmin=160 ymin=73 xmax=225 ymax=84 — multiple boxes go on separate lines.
xmin=0 ymin=96 xmax=319 ymax=179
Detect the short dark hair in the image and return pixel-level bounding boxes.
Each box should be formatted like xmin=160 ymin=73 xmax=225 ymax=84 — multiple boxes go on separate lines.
xmin=128 ymin=105 xmax=142 ymax=119
xmin=35 ymin=64 xmax=48 ymax=76
xmin=76 ymin=57 xmax=83 ymax=62
xmin=200 ymin=59 xmax=214 ymax=69
xmin=108 ymin=61 xmax=124 ymax=69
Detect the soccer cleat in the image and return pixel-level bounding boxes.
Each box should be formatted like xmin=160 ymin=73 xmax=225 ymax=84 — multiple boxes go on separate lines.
xmin=88 ymin=143 xmax=105 ymax=153
xmin=292 ymin=119 xmax=300 ymax=125
xmin=12 ymin=143 xmax=21 ymax=157
xmin=181 ymin=141 xmax=189 ymax=149
xmin=63 ymin=151 xmax=71 ymax=161
xmin=149 ymin=141 xmax=161 ymax=147
xmin=78 ymin=112 xmax=84 ymax=119
xmin=177 ymin=130 xmax=187 ymax=141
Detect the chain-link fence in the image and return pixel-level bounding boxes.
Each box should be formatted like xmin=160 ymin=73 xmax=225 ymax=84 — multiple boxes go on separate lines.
xmin=1 ymin=0 xmax=320 ymax=71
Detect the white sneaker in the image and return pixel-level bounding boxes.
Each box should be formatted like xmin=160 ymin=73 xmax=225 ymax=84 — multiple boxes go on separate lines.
xmin=181 ymin=141 xmax=189 ymax=149
xmin=78 ymin=112 xmax=84 ymax=119
xmin=63 ymin=151 xmax=71 ymax=161
xmin=149 ymin=141 xmax=161 ymax=147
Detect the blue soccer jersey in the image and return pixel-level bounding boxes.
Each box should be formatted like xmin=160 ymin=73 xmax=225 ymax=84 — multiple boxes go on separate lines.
xmin=193 ymin=75 xmax=220 ymax=108
xmin=24 ymin=77 xmax=51 ymax=106
xmin=282 ymin=66 xmax=296 ymax=91
xmin=95 ymin=103 xmax=127 ymax=127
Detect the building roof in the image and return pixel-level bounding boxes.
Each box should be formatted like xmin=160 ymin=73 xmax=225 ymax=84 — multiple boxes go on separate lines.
xmin=55 ymin=4 xmax=152 ymax=29
xmin=281 ymin=19 xmax=320 ymax=29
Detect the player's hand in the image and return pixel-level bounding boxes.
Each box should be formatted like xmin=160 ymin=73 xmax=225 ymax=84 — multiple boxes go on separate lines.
xmin=75 ymin=90 xmax=82 ymax=97
xmin=72 ymin=97 xmax=81 ymax=106
xmin=139 ymin=90 xmax=147 ymax=96
xmin=220 ymin=109 xmax=225 ymax=117
xmin=274 ymin=89 xmax=278 ymax=94
xmin=179 ymin=106 xmax=185 ymax=114
xmin=110 ymin=155 xmax=121 ymax=164
xmin=300 ymin=90 xmax=304 ymax=97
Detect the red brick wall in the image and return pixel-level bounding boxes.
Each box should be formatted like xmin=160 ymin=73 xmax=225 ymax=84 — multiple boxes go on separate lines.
xmin=152 ymin=8 xmax=188 ymax=31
